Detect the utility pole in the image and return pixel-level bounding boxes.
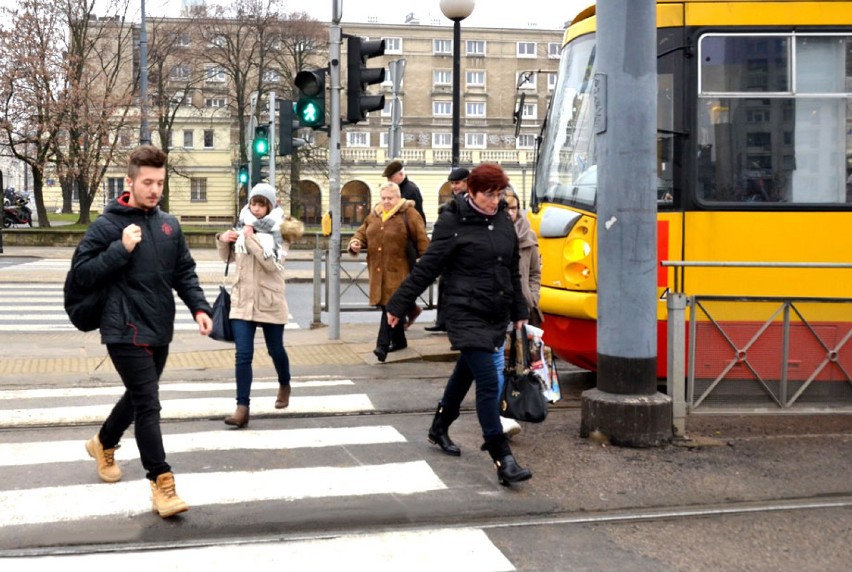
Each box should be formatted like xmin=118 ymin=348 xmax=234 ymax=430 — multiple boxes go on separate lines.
xmin=387 ymin=59 xmax=406 ymax=158
xmin=327 ymin=0 xmax=343 ymax=339
xmin=580 ymin=0 xmax=672 ymax=446
xmin=269 ymin=91 xmax=276 ymax=188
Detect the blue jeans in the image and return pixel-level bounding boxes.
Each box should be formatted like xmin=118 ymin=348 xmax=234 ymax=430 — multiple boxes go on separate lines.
xmin=494 ymin=348 xmax=506 ymax=400
xmin=440 ymin=350 xmax=502 ymax=440
xmin=231 ymin=319 xmax=290 ymax=406
xmin=100 ymin=344 xmax=170 ymax=481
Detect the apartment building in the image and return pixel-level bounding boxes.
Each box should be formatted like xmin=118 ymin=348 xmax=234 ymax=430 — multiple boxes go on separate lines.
xmin=63 ymin=14 xmax=563 ymax=228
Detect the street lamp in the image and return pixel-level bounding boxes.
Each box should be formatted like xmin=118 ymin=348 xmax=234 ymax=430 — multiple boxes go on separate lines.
xmin=439 ymin=0 xmax=475 ymax=168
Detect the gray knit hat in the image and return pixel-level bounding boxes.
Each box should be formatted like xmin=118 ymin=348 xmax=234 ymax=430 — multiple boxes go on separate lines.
xmin=249 ymin=183 xmax=277 ymax=206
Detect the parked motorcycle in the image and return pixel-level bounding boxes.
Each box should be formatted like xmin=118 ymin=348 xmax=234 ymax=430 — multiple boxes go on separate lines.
xmin=3 ymin=192 xmax=33 ymax=228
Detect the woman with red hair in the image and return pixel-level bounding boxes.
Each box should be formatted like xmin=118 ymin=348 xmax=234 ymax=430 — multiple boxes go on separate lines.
xmin=386 ymin=163 xmax=532 ymax=486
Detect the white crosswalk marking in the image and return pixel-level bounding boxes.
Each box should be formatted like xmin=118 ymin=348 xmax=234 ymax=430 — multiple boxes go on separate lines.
xmin=1 ymin=461 xmax=447 ymax=526
xmin=0 ymin=528 xmax=516 ymax=571
xmin=0 ymin=377 xmax=517 ymax=569
xmin=0 ymin=282 xmax=300 ymax=331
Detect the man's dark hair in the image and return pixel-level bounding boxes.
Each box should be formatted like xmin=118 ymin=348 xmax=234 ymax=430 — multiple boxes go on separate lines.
xmin=127 ymin=145 xmax=167 ymax=179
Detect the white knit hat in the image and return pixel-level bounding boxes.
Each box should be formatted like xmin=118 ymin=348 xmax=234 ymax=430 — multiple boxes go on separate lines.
xmin=249 ymin=183 xmax=277 ymax=205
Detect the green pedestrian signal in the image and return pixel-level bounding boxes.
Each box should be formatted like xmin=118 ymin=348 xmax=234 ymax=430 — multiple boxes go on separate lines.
xmin=237 ymin=163 xmax=249 ymax=185
xmin=253 ymin=126 xmax=269 ymax=155
xmin=294 ymin=68 xmax=327 ymax=129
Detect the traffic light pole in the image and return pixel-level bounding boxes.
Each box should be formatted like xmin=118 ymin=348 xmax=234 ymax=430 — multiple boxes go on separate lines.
xmin=327 ymin=8 xmax=343 ymax=340
xmin=269 ymin=91 xmax=276 ymax=188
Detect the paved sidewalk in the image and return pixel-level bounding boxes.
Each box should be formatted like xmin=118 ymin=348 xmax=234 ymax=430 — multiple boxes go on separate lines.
xmin=0 ymin=244 xmax=458 ymax=382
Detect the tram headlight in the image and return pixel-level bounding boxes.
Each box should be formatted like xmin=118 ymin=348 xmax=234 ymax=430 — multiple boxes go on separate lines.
xmin=564 ymin=238 xmax=592 ymax=285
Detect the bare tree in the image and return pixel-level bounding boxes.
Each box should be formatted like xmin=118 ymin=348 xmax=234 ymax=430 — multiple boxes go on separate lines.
xmin=53 ymin=0 xmax=136 ymax=224
xmin=145 ymin=15 xmax=206 ymax=212
xmin=273 ymin=11 xmax=327 ymax=218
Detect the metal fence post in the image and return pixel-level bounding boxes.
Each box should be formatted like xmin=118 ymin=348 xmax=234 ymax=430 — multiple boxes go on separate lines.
xmin=311 ymin=234 xmax=323 ymax=328
xmin=667 ymin=292 xmax=687 ymax=435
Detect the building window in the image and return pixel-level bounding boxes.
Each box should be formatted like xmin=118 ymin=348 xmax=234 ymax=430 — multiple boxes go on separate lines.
xmin=263 ymin=68 xmax=280 ymax=82
xmin=466 ymin=70 xmax=485 ymax=87
xmin=548 ymin=42 xmax=561 ymax=58
xmin=466 ymin=40 xmax=485 ymax=56
xmin=384 ymin=37 xmax=402 ymax=54
xmin=516 ymin=134 xmax=536 ymax=149
xmin=170 ymin=65 xmax=190 ymax=80
xmin=380 ymin=131 xmax=404 ymax=149
xmin=517 ymin=41 xmax=537 ymax=58
xmin=183 ymin=130 xmax=194 ymax=148
xmin=433 ymin=133 xmax=451 ymax=148
xmin=547 ymin=72 xmax=557 ymax=91
xmin=347 ymin=132 xmax=370 ymax=147
xmin=517 ymin=71 xmax=536 ymax=90
xmin=204 ymin=64 xmax=226 ymax=83
xmin=209 ymin=35 xmax=226 ymax=48
xmin=203 ymin=130 xmax=214 ymax=149
xmin=465 ymin=101 xmax=486 ymax=118
xmin=433 ymin=101 xmax=452 ymax=117
xmin=168 ymin=32 xmax=190 ymax=47
xmin=434 ymin=70 xmax=452 ymax=86
xmin=205 ymin=97 xmax=227 ymax=108
xmin=522 ymin=103 xmax=537 ymax=120
xmin=465 ymin=133 xmax=486 ymax=148
xmin=190 ymin=178 xmax=207 ymax=201
xmin=433 ymin=39 xmax=452 ymax=55
xmin=107 ymin=177 xmax=124 ymax=199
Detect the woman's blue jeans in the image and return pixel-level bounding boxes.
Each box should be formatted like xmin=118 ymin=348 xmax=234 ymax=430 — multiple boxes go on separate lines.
xmin=440 ymin=349 xmax=502 ymax=439
xmin=231 ymin=319 xmax=290 ymax=406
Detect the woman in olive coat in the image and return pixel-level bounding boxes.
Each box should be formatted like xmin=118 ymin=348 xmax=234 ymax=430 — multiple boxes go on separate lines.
xmin=348 ymin=182 xmax=429 ymax=362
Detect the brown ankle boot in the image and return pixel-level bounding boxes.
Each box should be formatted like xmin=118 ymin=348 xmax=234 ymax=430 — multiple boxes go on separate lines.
xmin=275 ymin=385 xmax=291 ymax=409
xmin=150 ymin=472 xmax=189 ymax=518
xmin=224 ymin=405 xmax=249 ymax=428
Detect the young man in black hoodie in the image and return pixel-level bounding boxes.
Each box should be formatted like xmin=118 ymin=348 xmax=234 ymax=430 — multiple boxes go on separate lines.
xmin=71 ymin=145 xmax=213 ymax=518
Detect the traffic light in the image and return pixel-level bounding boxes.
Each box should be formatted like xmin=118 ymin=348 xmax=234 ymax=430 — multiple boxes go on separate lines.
xmin=237 ymin=163 xmax=249 ymax=186
xmin=251 ymin=125 xmax=270 ymax=185
xmin=278 ymin=100 xmax=307 ymax=156
xmin=295 ymin=68 xmax=327 ymax=129
xmin=346 ymin=35 xmax=386 ymax=124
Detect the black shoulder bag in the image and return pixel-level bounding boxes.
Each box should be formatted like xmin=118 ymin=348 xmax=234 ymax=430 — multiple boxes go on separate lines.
xmin=500 ymin=325 xmax=549 ymax=423
xmin=210 ymin=247 xmax=234 ymax=343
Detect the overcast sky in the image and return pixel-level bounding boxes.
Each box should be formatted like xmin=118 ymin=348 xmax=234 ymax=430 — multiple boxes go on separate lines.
xmin=0 ymin=0 xmax=593 ymax=31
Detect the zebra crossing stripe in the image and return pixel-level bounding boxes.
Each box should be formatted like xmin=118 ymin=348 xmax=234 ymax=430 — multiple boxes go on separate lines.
xmin=0 ymin=461 xmax=447 ymax=527
xmin=0 ymin=528 xmax=515 ymax=571
xmin=0 ymin=426 xmax=407 ymax=467
xmin=0 ymin=394 xmax=374 ymax=427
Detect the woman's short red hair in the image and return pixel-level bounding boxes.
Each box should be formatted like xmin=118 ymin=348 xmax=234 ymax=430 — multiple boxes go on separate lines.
xmin=467 ymin=163 xmax=509 ymax=195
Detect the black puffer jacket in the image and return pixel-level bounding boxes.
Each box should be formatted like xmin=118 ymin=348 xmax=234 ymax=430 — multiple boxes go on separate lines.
xmin=71 ymin=194 xmax=212 ymax=346
xmin=387 ymin=193 xmax=528 ymax=352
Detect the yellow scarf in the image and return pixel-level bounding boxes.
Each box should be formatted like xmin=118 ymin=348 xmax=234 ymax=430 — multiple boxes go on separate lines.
xmin=380 ymin=200 xmax=404 ymax=222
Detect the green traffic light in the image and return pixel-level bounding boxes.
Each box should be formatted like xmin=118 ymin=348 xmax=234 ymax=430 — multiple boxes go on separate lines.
xmin=302 ymin=102 xmax=319 ymax=123
xmin=296 ymin=98 xmax=324 ymax=128
xmin=253 ymin=138 xmax=268 ymax=154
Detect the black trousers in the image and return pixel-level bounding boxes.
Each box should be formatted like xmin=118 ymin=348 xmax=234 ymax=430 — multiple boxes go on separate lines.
xmin=376 ymin=306 xmax=406 ymax=350
xmin=99 ymin=344 xmax=171 ymax=481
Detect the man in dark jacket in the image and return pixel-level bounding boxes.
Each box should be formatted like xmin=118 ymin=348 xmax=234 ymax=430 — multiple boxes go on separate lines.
xmin=383 ymin=160 xmax=426 ymax=224
xmin=72 ymin=145 xmax=213 ymax=518
xmin=425 ymin=166 xmax=470 ymax=333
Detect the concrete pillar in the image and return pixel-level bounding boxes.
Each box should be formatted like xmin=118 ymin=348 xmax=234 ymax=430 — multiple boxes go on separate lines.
xmin=580 ymin=0 xmax=673 ymax=447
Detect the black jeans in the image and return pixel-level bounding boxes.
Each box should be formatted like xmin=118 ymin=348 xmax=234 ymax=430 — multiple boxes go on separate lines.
xmin=377 ymin=306 xmax=406 ymax=350
xmin=99 ymin=344 xmax=170 ymax=481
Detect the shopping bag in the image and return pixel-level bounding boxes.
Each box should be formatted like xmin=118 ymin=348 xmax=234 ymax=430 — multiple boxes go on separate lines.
xmin=210 ymin=285 xmax=233 ymax=342
xmin=500 ymin=326 xmax=548 ymax=423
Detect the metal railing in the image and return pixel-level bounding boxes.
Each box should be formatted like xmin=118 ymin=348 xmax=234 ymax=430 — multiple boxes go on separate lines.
xmin=311 ymin=235 xmax=436 ymax=327
xmin=663 ymin=261 xmax=852 ymax=435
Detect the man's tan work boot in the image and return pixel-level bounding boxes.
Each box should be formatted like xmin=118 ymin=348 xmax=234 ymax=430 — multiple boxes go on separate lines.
xmin=85 ymin=434 xmax=122 ymax=483
xmin=150 ymin=472 xmax=189 ymax=518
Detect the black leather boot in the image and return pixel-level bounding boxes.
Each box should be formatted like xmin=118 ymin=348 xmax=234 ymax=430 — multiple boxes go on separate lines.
xmin=484 ymin=435 xmax=532 ymax=486
xmin=427 ymin=402 xmax=461 ymax=456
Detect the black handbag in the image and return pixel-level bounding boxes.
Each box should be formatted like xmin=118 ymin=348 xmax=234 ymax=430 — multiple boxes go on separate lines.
xmin=500 ymin=326 xmax=549 ymax=423
xmin=209 ymin=254 xmax=234 ymax=343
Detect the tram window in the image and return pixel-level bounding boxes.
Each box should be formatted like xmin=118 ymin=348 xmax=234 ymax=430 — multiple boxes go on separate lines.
xmin=696 ymin=33 xmax=852 ymax=206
